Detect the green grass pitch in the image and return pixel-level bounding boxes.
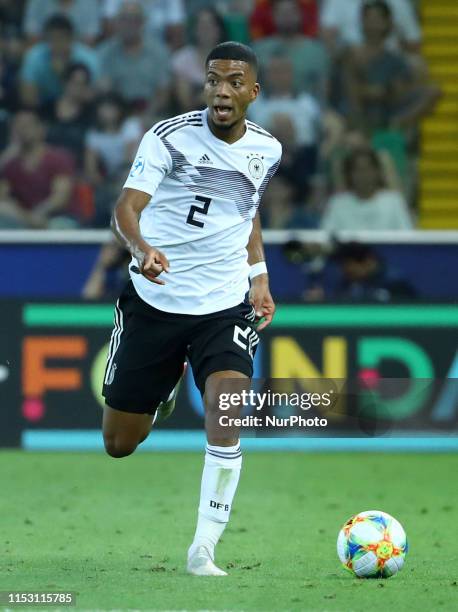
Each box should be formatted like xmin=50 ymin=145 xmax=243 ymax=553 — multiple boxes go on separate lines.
xmin=1 ymin=451 xmax=457 ymax=611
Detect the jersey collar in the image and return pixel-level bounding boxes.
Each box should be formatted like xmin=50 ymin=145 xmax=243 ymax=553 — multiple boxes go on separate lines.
xmin=203 ymin=108 xmax=249 ymax=147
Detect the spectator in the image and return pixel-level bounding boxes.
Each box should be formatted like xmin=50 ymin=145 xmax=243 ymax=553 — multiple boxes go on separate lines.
xmin=84 ymin=94 xmax=142 ymax=226
xmin=261 ymin=175 xmax=319 ymax=229
xmin=0 ymin=17 xmax=21 ymax=114
xmin=0 ymin=0 xmax=26 ymax=33
xmin=221 ymin=0 xmax=253 ymax=45
xmin=325 ymin=127 xmax=402 ymax=193
xmin=0 ymin=108 xmax=78 ymax=228
xmin=332 ymin=242 xmax=417 ymax=301
xmin=23 ymin=0 xmax=101 ymax=46
xmin=341 ymin=1 xmax=440 ymax=133
xmin=186 ymin=0 xmax=250 ymax=16
xmin=183 ymin=2 xmax=252 ymax=44
xmin=47 ymin=62 xmax=95 ymax=169
xmin=321 ymin=148 xmax=413 ymax=231
xmin=320 ymin=0 xmax=421 ymax=54
xmin=101 ymin=0 xmax=185 ymax=50
xmin=268 ymin=112 xmax=319 ymax=202
xmin=253 ymin=0 xmax=329 ymax=99
xmin=172 ymin=8 xmax=227 ymax=112
xmin=249 ymin=54 xmax=321 ymax=147
xmin=84 ymin=93 xmax=142 ymax=184
xmin=260 ymin=175 xmax=295 ymax=229
xmin=82 ymin=241 xmax=129 ymax=299
xmin=97 ymin=0 xmax=170 ymax=111
xmin=250 ymin=0 xmax=318 ymax=40
xmin=20 ymin=14 xmax=99 ymax=108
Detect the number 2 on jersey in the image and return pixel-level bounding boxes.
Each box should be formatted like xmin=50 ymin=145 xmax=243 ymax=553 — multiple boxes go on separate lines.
xmin=187 ymin=195 xmax=212 ymax=228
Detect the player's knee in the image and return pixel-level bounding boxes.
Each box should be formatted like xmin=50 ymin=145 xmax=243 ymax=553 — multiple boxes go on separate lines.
xmin=104 ymin=436 xmax=137 ymax=459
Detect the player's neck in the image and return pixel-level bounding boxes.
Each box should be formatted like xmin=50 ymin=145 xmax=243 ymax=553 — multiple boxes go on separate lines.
xmin=207 ymin=116 xmax=247 ymax=145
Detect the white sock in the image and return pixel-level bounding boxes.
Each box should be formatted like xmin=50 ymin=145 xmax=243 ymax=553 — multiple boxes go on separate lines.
xmin=189 ymin=442 xmax=242 ymax=560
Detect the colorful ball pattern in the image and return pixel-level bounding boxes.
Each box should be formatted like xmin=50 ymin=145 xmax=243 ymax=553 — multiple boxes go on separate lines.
xmin=337 ymin=510 xmax=408 ymax=578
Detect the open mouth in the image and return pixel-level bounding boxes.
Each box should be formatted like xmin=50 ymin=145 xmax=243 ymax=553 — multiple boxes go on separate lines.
xmin=213 ymin=105 xmax=233 ymax=120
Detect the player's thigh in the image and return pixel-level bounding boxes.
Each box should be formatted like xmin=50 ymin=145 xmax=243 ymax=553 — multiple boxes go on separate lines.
xmin=188 ymin=300 xmax=258 ymax=443
xmin=188 ymin=299 xmax=258 ymax=395
xmin=102 ymin=286 xmax=187 ymax=432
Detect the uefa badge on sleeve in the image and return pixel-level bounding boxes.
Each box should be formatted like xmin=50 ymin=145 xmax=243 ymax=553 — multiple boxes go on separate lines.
xmin=130 ymin=156 xmax=145 ymax=177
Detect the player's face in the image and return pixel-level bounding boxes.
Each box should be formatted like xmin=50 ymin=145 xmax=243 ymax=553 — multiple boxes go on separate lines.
xmin=204 ymin=59 xmax=260 ymax=131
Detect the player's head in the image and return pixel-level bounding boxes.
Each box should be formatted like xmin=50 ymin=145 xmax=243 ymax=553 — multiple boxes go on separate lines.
xmin=204 ymin=42 xmax=260 ymax=130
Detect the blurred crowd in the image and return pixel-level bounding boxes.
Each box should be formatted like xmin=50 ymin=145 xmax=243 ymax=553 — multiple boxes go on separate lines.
xmin=0 ymin=0 xmax=441 ymax=231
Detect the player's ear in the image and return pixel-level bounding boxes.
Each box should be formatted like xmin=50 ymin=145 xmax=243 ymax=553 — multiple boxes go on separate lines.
xmin=250 ymin=82 xmax=260 ymax=102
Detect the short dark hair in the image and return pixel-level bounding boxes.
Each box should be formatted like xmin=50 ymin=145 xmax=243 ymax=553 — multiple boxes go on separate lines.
xmin=206 ymin=42 xmax=258 ymax=75
xmin=44 ymin=14 xmax=74 ymax=35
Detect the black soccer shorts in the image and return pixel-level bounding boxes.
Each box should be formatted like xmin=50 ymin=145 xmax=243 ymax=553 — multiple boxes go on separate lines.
xmin=102 ymin=281 xmax=259 ymax=414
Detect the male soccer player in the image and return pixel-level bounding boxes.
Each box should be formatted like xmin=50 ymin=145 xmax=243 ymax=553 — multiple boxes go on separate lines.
xmin=102 ymin=42 xmax=282 ymax=576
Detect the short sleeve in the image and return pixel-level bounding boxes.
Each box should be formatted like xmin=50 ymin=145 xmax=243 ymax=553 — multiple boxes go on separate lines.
xmin=123 ymin=130 xmax=172 ymax=198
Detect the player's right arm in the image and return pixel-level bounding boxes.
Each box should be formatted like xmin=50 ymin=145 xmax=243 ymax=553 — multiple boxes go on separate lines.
xmin=111 ymin=187 xmax=170 ymax=285
xmin=111 ymin=127 xmax=173 ymax=284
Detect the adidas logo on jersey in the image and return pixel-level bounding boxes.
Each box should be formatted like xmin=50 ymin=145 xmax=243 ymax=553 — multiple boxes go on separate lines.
xmin=197 ymin=153 xmax=213 ymax=165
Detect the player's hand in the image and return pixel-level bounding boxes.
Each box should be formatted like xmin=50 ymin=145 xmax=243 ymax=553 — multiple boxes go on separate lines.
xmin=138 ymin=247 xmax=170 ymax=285
xmin=249 ymin=275 xmax=276 ymax=332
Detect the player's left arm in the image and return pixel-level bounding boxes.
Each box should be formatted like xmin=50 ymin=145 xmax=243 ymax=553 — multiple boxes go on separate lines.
xmin=247 ymin=211 xmax=275 ymax=332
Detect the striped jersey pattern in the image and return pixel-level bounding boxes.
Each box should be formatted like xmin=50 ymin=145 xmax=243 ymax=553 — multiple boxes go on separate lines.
xmin=123 ymin=108 xmax=282 ymax=315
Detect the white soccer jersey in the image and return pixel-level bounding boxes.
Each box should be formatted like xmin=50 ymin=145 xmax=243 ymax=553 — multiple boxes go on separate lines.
xmin=123 ymin=108 xmax=282 ymax=315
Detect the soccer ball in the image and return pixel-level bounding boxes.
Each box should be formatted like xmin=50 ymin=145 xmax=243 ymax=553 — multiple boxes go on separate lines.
xmin=337 ymin=510 xmax=408 ymax=578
